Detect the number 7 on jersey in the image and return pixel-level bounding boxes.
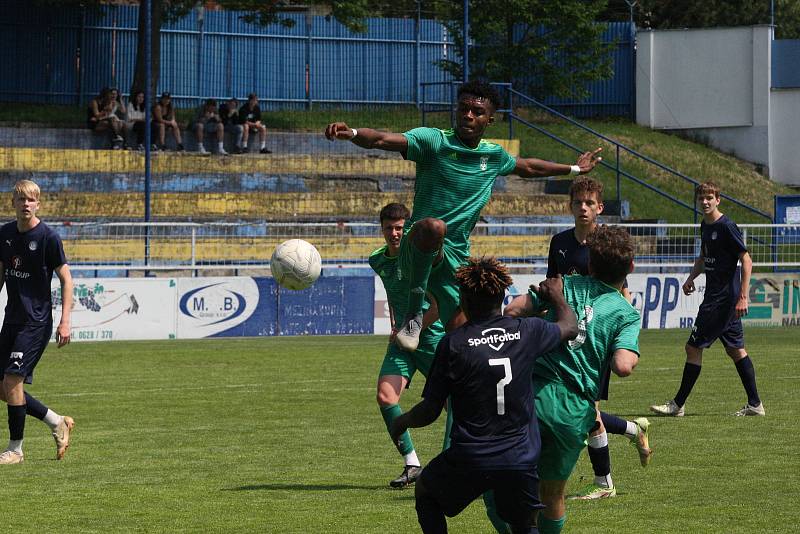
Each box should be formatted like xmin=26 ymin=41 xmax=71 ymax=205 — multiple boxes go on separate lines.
xmin=489 ymin=358 xmax=512 ymax=415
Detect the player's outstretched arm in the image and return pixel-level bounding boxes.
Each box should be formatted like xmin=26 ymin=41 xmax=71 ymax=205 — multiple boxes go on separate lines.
xmin=54 ymin=264 xmax=73 ymax=348
xmin=611 ymin=348 xmax=639 ymax=377
xmin=513 ymin=148 xmax=602 ymax=178
xmin=389 ymin=398 xmax=444 ymax=444
xmin=324 ymin=122 xmax=408 ymax=152
xmin=535 ymin=276 xmax=578 ymax=341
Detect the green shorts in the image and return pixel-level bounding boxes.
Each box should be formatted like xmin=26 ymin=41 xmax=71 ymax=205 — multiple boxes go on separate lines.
xmin=398 ymin=226 xmax=467 ymax=327
xmin=534 ymin=379 xmax=597 ymax=481
xmin=379 ymin=342 xmax=436 ymax=383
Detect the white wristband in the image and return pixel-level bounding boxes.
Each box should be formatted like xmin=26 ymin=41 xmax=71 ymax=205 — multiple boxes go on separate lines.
xmin=569 ymin=165 xmax=581 ymax=176
xmin=351 ymin=128 xmax=358 ymax=139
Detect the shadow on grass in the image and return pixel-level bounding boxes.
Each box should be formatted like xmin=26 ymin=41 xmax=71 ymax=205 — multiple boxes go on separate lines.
xmin=226 ymin=483 xmax=384 ymax=492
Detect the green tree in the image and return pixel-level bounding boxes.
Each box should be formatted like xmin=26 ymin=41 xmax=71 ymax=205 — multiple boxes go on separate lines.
xmin=432 ymin=0 xmax=615 ymax=101
xmin=603 ymin=0 xmax=800 ymax=39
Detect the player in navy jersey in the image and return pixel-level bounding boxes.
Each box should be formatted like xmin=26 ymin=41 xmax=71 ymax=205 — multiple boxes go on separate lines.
xmin=390 ymin=257 xmax=577 ymax=534
xmin=0 ymin=180 xmax=75 ymax=464
xmin=650 ymin=182 xmax=764 ymax=417
xmin=504 ymin=178 xmax=650 ymax=502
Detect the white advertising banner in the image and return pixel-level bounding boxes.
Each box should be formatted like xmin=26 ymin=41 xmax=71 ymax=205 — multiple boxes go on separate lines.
xmin=58 ymin=278 xmax=177 ymax=341
xmin=176 ymin=277 xmax=261 ymax=339
xmin=0 ymin=277 xmax=180 ymax=342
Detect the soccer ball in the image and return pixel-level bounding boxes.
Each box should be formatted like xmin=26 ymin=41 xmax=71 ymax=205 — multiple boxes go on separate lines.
xmin=270 ymin=239 xmax=322 ymax=290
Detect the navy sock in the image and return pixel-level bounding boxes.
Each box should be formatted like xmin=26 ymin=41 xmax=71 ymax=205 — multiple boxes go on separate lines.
xmin=8 ymin=404 xmax=26 ymax=441
xmin=599 ymin=412 xmax=628 ymax=435
xmin=674 ymin=362 xmax=702 ymax=407
xmin=587 ymin=444 xmax=611 ymax=477
xmin=24 ymin=392 xmax=48 ymax=420
xmin=734 ymin=356 xmax=761 ymax=407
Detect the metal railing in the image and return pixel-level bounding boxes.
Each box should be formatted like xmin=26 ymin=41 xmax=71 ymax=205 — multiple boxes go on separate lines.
xmin=54 ymin=221 xmax=800 ymax=275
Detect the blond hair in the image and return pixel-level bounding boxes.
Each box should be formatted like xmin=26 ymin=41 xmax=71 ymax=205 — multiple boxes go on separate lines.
xmin=13 ymin=180 xmax=41 ymax=201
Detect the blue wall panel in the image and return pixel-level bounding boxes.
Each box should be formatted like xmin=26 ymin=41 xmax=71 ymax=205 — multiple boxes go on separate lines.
xmin=772 ymin=40 xmax=800 ymax=89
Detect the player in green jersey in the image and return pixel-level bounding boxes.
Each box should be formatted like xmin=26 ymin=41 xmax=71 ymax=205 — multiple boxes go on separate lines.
xmin=325 ymin=80 xmax=602 ymax=353
xmin=504 ymin=225 xmax=641 ymax=534
xmin=369 ymin=203 xmax=446 ymax=488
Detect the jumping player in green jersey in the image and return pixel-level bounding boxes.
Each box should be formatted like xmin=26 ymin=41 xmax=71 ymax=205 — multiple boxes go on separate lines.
xmin=504 ymin=225 xmax=641 ymax=534
xmin=370 ymin=203 xmax=446 ymax=488
xmin=325 ymin=80 xmax=602 ymax=352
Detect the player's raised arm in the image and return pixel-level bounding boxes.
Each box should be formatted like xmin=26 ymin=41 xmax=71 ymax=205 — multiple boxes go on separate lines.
xmin=324 ymin=122 xmax=408 ymax=152
xmin=513 ymin=148 xmax=602 ymax=178
xmin=532 ymin=276 xmax=578 ymax=341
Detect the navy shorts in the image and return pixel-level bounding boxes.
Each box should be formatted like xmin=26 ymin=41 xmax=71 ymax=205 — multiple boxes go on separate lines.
xmin=0 ymin=323 xmax=53 ymax=384
xmin=419 ymin=451 xmax=543 ymax=526
xmin=687 ymin=301 xmax=744 ymax=350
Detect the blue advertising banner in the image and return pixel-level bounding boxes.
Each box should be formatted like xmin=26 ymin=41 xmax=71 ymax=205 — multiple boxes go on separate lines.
xmin=176 ymin=276 xmax=374 ymax=338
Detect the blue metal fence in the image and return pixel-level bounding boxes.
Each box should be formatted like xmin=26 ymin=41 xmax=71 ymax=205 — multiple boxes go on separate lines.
xmin=0 ymin=2 xmax=633 ymax=115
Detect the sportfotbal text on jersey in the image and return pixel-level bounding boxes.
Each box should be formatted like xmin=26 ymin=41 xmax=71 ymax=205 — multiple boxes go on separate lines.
xmin=5 ymin=268 xmax=30 ymax=279
xmin=467 ymin=328 xmax=521 ymax=349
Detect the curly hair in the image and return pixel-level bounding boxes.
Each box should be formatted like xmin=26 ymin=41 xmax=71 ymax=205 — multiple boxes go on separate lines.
xmin=569 ymin=176 xmax=604 ymax=203
xmin=457 ymin=80 xmax=502 ymax=111
xmin=587 ymin=225 xmax=634 ymax=285
xmin=695 ymin=181 xmax=720 ymax=200
xmin=379 ymin=202 xmax=410 ymax=223
xmin=455 ymin=256 xmax=513 ymax=315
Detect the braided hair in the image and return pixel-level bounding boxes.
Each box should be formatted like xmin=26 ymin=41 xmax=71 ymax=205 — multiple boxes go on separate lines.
xmin=455 ymin=257 xmax=513 ymax=317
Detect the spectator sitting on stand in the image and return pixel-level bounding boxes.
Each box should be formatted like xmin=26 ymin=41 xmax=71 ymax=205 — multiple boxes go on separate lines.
xmin=238 ymin=93 xmax=270 ymax=154
xmin=152 ymin=92 xmax=183 ymax=152
xmin=219 ymin=97 xmax=244 ymax=154
xmin=192 ymin=99 xmax=227 ymax=155
xmin=86 ymin=87 xmax=126 ymax=150
xmin=125 ymin=90 xmax=147 ymax=151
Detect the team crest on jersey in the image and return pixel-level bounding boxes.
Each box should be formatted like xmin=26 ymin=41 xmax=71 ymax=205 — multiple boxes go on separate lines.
xmin=28 ymin=241 xmax=37 ymax=251
xmin=479 ymin=156 xmax=488 ymax=171
xmin=11 ymin=256 xmax=22 ymax=269
xmin=711 ymin=231 xmax=717 ymax=240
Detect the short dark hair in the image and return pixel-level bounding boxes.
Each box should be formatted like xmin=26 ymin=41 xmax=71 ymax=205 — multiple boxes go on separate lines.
xmin=455 ymin=256 xmax=513 ymax=315
xmin=569 ymin=176 xmax=604 ymax=203
xmin=457 ymin=80 xmax=501 ymax=111
xmin=247 ymin=93 xmax=257 ymax=100
xmin=379 ymin=203 xmax=410 ymax=223
xmin=587 ymin=225 xmax=634 ymax=285
xmin=695 ymin=181 xmax=721 ymax=200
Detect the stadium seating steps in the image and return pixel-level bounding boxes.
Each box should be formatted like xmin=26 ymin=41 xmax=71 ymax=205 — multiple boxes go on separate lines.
xmin=0 ymin=127 xmax=638 ymax=264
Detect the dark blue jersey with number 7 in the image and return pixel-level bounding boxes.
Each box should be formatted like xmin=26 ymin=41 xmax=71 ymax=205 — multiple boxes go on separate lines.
xmin=422 ymin=314 xmax=561 ymax=470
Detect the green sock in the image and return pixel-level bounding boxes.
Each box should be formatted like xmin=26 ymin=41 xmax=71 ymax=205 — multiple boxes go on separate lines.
xmin=538 ymin=515 xmax=566 ymax=534
xmin=405 ymin=243 xmax=439 ymax=316
xmin=380 ymin=404 xmax=414 ymax=456
xmin=482 ymin=491 xmax=512 ymax=534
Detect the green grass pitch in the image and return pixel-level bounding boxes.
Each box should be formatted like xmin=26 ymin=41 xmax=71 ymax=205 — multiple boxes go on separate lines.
xmin=3 ymin=328 xmax=797 ymax=532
